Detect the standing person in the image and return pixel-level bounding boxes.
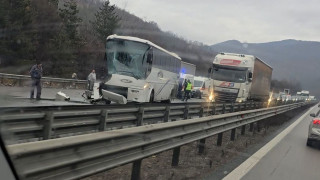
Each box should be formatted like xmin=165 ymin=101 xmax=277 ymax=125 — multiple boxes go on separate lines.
xmin=182 ymin=79 xmax=192 ymax=102
xmin=87 ymin=69 xmax=96 ymax=91
xmin=181 ymin=79 xmax=188 ymax=101
xmin=29 ymin=61 xmax=43 ymax=100
xmin=177 ymin=79 xmax=183 ymax=99
xmin=72 ymin=73 xmax=77 ymax=79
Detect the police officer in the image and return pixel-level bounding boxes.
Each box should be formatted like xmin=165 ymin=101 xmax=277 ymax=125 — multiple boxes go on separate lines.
xmin=182 ymin=79 xmax=192 ymax=102
xmin=29 ymin=61 xmax=43 ymax=99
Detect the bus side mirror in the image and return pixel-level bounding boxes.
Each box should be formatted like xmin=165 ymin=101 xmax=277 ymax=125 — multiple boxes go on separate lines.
xmin=248 ymin=72 xmax=253 ymax=82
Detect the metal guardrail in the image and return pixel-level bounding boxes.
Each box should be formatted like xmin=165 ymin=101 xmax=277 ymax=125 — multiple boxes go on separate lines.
xmin=0 ymin=72 xmax=86 ymax=86
xmin=0 ymin=101 xmax=266 ymax=144
xmin=6 ymin=102 xmax=312 ymax=180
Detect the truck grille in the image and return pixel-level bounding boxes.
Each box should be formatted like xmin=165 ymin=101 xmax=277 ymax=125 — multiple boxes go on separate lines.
xmin=215 ymin=91 xmax=238 ymax=102
xmin=101 ymin=84 xmax=128 ymax=98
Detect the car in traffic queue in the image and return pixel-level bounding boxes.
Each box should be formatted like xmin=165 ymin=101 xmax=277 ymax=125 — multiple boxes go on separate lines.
xmin=307 ymin=104 xmax=320 ymax=146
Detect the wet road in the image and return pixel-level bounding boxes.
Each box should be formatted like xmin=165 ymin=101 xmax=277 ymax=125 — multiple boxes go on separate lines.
xmin=237 ymin=106 xmax=320 ymax=180
xmin=0 ymin=86 xmax=207 ymax=107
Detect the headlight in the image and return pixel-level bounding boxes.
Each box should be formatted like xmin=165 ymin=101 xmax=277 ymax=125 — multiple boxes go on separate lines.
xmin=143 ymin=83 xmax=149 ymax=89
xmin=209 ymin=94 xmax=214 ymax=101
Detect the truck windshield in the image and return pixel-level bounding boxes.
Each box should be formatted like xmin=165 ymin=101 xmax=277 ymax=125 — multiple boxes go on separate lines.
xmin=212 ymin=67 xmax=247 ymax=83
xmin=106 ymin=39 xmax=150 ymax=79
xmin=194 ymin=80 xmax=204 ymax=87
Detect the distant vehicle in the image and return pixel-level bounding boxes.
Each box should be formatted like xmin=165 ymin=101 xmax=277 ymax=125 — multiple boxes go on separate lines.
xmin=209 ymin=53 xmax=273 ymax=103
xmin=309 ymin=96 xmax=316 ymax=101
xmin=191 ymin=76 xmax=214 ymax=100
xmin=179 ymin=61 xmax=196 ymax=97
xmin=284 ymin=89 xmax=290 ymax=95
xmin=308 ymin=108 xmax=320 ymax=147
xmin=101 ymin=35 xmax=181 ymax=104
xmin=180 ymin=73 xmax=195 ymax=88
xmin=301 ymin=90 xmax=310 ymax=101
xmin=297 ymin=90 xmax=310 ymax=101
xmin=180 ymin=61 xmax=196 ymax=76
xmin=179 ymin=61 xmax=196 ymax=88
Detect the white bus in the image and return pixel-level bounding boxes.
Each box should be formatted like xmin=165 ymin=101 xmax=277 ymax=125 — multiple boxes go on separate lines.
xmin=100 ymin=35 xmax=181 ymax=104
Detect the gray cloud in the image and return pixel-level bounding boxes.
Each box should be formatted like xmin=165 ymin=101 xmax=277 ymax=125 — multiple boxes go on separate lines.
xmin=109 ymin=0 xmax=320 ymax=44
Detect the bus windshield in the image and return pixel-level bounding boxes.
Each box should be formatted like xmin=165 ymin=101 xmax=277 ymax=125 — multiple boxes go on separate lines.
xmin=106 ymin=39 xmax=150 ymax=79
xmin=212 ymin=67 xmax=247 ymax=83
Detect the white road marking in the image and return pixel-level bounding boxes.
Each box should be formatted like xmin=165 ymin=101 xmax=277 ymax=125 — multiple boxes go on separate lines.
xmin=222 ymin=105 xmax=317 ymax=180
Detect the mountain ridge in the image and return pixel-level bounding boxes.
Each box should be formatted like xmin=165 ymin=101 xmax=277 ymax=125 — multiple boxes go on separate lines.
xmin=211 ymin=39 xmax=320 ymax=98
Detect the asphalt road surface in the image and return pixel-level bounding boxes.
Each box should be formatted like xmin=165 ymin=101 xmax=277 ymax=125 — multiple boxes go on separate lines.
xmin=0 ymin=86 xmax=206 ymax=107
xmin=227 ymin=105 xmax=320 ymax=180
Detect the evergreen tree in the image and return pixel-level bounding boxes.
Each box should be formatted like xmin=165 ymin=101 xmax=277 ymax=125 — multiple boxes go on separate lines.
xmin=59 ymin=0 xmax=83 ymax=47
xmin=0 ymin=0 xmax=35 ymax=66
xmin=91 ymin=0 xmax=120 ymax=43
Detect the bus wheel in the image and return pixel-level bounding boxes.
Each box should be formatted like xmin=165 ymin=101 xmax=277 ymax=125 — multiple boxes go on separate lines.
xmin=149 ymin=90 xmax=154 ymax=103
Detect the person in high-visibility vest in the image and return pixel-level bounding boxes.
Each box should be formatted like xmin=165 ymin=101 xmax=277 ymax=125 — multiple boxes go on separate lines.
xmin=182 ymin=79 xmax=192 ymax=101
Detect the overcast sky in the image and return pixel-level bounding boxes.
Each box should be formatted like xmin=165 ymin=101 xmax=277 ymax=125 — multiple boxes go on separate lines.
xmin=108 ymin=0 xmax=320 ymax=45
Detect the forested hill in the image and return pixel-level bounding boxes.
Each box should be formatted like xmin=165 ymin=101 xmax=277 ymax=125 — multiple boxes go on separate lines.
xmin=78 ymin=0 xmax=217 ymax=76
xmin=0 ymin=0 xmax=216 ymax=79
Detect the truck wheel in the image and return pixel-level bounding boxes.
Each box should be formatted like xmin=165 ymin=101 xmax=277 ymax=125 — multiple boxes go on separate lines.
xmin=149 ymin=90 xmax=154 ymax=103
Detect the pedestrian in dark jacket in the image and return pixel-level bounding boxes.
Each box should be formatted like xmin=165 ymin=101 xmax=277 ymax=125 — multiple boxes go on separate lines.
xmin=29 ymin=61 xmax=43 ymax=99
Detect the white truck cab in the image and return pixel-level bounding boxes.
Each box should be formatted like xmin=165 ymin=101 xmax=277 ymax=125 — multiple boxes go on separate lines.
xmin=210 ymin=53 xmax=272 ymax=103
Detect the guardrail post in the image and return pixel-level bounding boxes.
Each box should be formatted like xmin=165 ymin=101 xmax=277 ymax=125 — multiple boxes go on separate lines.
xmin=241 ymin=125 xmax=246 ymax=135
xmin=137 ymin=107 xmax=144 ymax=126
xmin=212 ymin=103 xmax=216 ymax=115
xmin=217 ymin=132 xmax=223 ymax=146
xmin=257 ymin=122 xmax=261 ymax=132
xmin=222 ymin=104 xmax=226 ymax=114
xmin=198 ymin=138 xmax=206 ymax=154
xmin=18 ymin=78 xmax=23 ymax=87
xmin=183 ymin=105 xmax=189 ymax=119
xmin=199 ymin=103 xmax=204 ymax=118
xmin=249 ymin=123 xmax=254 ymax=132
xmin=99 ymin=110 xmax=108 ymax=131
xmin=230 ymin=128 xmax=236 ymax=141
xmin=172 ymin=147 xmax=181 ymax=167
xmin=164 ymin=106 xmax=170 ymax=122
xmin=230 ymin=103 xmax=234 ymax=112
xmin=43 ymin=112 xmax=54 ymax=140
xmin=131 ymin=159 xmax=142 ymax=180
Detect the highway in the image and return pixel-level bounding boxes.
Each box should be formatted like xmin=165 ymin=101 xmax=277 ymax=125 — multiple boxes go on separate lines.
xmin=0 ymin=86 xmax=207 ymax=107
xmin=224 ymin=105 xmax=320 ymax=180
